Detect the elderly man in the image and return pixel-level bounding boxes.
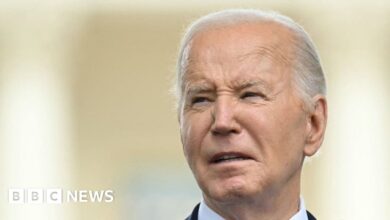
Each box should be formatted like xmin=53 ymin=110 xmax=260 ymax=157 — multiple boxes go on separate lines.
xmin=175 ymin=9 xmax=327 ymax=220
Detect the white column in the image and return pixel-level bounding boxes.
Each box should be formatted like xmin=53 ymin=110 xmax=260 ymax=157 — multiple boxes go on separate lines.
xmin=0 ymin=9 xmax=77 ymax=220
xmin=331 ymin=65 xmax=389 ymax=219
xmin=322 ymin=15 xmax=390 ymax=218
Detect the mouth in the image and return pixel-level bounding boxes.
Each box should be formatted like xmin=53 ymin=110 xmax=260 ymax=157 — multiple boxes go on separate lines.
xmin=210 ymin=152 xmax=254 ymax=164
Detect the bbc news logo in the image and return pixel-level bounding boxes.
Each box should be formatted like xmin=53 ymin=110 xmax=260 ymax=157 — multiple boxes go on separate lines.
xmin=9 ymin=188 xmax=114 ymax=204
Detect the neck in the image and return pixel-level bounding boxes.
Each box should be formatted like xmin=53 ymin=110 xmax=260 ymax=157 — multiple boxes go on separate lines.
xmin=204 ymin=174 xmax=301 ymax=220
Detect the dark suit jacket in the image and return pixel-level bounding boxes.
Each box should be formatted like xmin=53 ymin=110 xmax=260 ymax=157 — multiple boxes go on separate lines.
xmin=185 ymin=203 xmax=316 ymax=220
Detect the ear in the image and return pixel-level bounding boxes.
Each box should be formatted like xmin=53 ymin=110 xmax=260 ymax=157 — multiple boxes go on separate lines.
xmin=304 ymin=95 xmax=327 ymax=156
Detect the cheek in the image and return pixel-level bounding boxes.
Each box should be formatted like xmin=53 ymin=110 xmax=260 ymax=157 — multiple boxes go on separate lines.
xmin=237 ymin=108 xmax=272 ymax=150
xmin=239 ymin=105 xmax=306 ymax=162
xmin=268 ymin=110 xmax=307 ymax=172
xmin=180 ymin=113 xmax=211 ymax=165
xmin=180 ymin=121 xmax=195 ymax=165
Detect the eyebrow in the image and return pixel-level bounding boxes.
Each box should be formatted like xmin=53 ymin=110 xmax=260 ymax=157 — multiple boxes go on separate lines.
xmin=185 ymin=82 xmax=215 ymax=97
xmin=184 ymin=79 xmax=271 ymax=97
xmin=233 ymin=79 xmax=271 ymax=92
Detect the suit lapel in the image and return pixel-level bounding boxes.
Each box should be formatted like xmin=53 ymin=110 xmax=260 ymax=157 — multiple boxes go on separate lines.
xmin=306 ymin=210 xmax=316 ymax=220
xmin=185 ymin=203 xmax=200 ymax=220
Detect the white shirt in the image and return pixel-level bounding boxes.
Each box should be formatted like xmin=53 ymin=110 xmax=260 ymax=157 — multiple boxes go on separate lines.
xmin=198 ymin=197 xmax=308 ymax=220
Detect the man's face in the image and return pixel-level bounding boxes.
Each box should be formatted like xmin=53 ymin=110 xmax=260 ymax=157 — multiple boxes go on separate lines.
xmin=180 ymin=22 xmax=311 ymax=203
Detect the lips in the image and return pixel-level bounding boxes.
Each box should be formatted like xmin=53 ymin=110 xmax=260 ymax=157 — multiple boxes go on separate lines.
xmin=210 ymin=152 xmax=253 ymax=164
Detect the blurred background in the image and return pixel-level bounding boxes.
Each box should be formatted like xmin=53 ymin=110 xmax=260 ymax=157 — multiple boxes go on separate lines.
xmin=0 ymin=0 xmax=389 ymax=219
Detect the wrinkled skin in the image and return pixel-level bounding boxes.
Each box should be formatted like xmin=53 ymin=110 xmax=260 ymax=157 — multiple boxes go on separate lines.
xmin=179 ymin=22 xmax=327 ymax=219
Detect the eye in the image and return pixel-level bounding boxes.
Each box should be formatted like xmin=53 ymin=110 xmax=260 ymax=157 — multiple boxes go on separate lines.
xmin=191 ymin=96 xmax=211 ymax=105
xmin=241 ymin=92 xmax=261 ymax=99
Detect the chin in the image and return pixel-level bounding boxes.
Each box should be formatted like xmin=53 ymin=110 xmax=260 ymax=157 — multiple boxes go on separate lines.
xmin=203 ymin=176 xmax=263 ymax=203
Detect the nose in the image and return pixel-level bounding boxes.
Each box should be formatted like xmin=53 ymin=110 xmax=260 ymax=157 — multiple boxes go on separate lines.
xmin=210 ymin=97 xmax=241 ymax=136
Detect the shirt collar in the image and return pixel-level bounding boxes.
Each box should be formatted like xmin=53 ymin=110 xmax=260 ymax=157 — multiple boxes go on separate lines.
xmin=198 ymin=197 xmax=308 ymax=220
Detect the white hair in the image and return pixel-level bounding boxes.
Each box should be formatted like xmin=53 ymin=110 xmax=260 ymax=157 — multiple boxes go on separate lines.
xmin=174 ymin=9 xmax=326 ymax=112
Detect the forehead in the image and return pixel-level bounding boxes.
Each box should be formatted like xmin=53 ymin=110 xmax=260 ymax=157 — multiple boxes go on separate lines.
xmin=184 ymin=22 xmax=296 ymax=87
xmin=189 ymin=22 xmax=294 ymax=61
